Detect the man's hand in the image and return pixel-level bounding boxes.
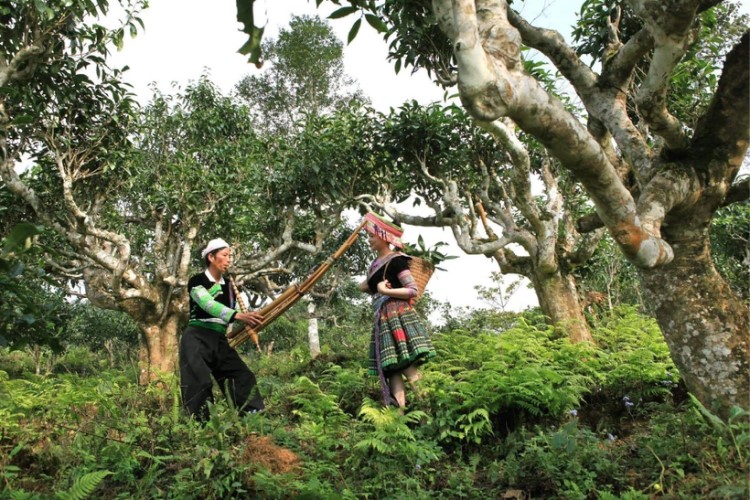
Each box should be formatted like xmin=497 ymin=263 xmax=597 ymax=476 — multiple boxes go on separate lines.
xmin=236 ymin=311 xmax=264 ymax=327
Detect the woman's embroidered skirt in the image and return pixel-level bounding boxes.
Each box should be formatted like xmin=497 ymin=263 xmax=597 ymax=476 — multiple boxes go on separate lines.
xmin=369 ymin=298 xmax=435 ymax=375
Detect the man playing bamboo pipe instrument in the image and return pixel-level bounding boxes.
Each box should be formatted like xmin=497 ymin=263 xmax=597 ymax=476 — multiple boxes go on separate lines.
xmin=179 ymin=238 xmax=265 ymax=422
xmin=358 ymin=212 xmax=436 ymax=409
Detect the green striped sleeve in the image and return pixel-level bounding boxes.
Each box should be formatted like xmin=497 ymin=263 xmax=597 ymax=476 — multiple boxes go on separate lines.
xmin=190 ymin=285 xmax=236 ymax=323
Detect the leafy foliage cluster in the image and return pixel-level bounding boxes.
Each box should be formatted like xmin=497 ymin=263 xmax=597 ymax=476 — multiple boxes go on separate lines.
xmin=403 ymin=235 xmax=455 ymax=270
xmin=235 ymin=15 xmax=366 ymax=136
xmin=65 ymin=302 xmax=140 ymax=364
xmin=710 ymin=202 xmax=750 ymax=302
xmin=0 ymin=224 xmax=69 ymax=352
xmin=1 ymin=307 xmax=747 ymax=498
xmin=0 ymin=223 xmax=141 ymax=377
xmin=3 ymin=0 xmax=143 ymax=203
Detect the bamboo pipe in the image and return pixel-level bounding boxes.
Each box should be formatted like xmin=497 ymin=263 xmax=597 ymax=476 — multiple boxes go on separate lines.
xmin=229 ymin=277 xmax=261 ymax=351
xmin=229 ymin=219 xmax=367 ymax=349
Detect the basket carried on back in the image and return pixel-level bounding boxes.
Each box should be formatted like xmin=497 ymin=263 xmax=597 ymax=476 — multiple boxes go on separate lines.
xmin=409 ymin=256 xmax=434 ymax=301
xmin=384 ymin=254 xmax=435 ymax=301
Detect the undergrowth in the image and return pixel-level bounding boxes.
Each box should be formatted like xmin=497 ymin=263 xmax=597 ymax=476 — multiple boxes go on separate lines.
xmin=1 ymin=307 xmax=747 ymax=498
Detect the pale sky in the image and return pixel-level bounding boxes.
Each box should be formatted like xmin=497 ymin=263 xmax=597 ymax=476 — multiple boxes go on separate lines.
xmin=106 ymin=0 xmax=747 ymax=315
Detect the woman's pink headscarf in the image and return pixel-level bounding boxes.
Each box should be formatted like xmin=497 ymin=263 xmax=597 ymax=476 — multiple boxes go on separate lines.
xmin=364 ymin=212 xmax=404 ymax=249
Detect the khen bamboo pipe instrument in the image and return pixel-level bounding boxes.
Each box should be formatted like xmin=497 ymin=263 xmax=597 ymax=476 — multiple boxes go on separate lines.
xmin=229 ymin=277 xmax=261 ymax=352
xmin=228 ymin=218 xmax=367 ymax=350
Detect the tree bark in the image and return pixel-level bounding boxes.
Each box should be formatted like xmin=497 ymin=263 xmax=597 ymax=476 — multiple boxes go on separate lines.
xmin=137 ymin=313 xmax=181 ymax=385
xmin=104 ymin=339 xmax=115 ymax=367
xmin=306 ymin=297 xmax=321 ymax=358
xmin=529 ymin=269 xmax=593 ymax=344
xmin=32 ymin=344 xmax=42 ymax=376
xmin=641 ymin=228 xmax=750 ymax=415
xmin=385 ymin=115 xmax=599 ymax=344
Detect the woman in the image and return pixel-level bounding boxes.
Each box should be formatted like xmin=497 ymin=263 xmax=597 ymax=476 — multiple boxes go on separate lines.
xmin=179 ymin=238 xmax=265 ymax=422
xmin=358 ymin=212 xmax=436 ymax=409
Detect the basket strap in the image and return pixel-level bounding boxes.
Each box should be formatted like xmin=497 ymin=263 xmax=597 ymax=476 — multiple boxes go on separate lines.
xmin=382 ymin=257 xmax=392 ymax=281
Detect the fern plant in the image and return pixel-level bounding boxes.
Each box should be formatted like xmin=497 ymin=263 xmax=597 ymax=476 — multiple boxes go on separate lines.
xmin=424 ymin=321 xmax=594 ymax=446
xmin=588 ymin=306 xmax=679 ymax=407
xmin=290 ymin=376 xmax=350 ymax=425
xmin=348 ymin=400 xmax=442 ymax=470
xmin=55 ymin=470 xmax=111 ymax=500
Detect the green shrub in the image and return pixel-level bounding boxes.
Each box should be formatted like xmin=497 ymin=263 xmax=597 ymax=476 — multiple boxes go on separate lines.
xmin=344 ymin=401 xmax=443 ymax=498
xmin=257 ymin=314 xmax=308 ymax=353
xmin=318 ymin=322 xmax=370 ymax=355
xmin=65 ymin=303 xmax=140 ymax=366
xmin=422 ymin=321 xmax=594 ymax=446
xmin=574 ymin=306 xmax=680 ymax=431
xmin=53 ymin=346 xmax=103 ymax=376
xmin=0 ymin=348 xmax=35 ymax=377
xmin=498 ymin=420 xmax=628 ymax=498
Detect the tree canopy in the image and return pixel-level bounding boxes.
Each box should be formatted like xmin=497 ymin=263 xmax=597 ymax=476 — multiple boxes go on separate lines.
xmin=235 ymin=14 xmax=366 ymax=135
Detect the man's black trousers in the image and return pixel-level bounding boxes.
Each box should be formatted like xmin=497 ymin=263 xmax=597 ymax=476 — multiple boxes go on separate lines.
xmin=179 ymin=325 xmax=264 ymax=421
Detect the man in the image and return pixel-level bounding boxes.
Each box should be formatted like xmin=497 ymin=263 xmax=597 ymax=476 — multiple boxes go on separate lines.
xmin=179 ymin=238 xmax=265 ymax=421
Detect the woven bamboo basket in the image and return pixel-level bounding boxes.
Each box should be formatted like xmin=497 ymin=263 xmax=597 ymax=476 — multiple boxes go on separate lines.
xmin=409 ymin=256 xmax=434 ymax=300
xmin=384 ymin=255 xmax=435 ymax=300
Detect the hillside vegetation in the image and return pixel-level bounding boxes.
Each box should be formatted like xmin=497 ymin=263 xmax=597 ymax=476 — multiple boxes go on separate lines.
xmin=1 ymin=307 xmax=747 ymax=499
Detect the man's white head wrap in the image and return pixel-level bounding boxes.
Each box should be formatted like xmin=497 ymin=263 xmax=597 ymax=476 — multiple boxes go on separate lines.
xmin=201 ymin=238 xmax=230 ymax=259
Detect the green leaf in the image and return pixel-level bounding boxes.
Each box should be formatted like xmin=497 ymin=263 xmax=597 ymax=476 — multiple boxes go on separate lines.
xmin=236 ymin=0 xmax=265 ymax=64
xmin=11 ymin=114 xmax=34 ymax=126
xmin=2 ymin=223 xmax=43 ymax=255
xmin=690 ymin=393 xmax=727 ymax=430
xmin=56 ymin=470 xmax=112 ymax=500
xmin=33 ymin=0 xmax=46 ymax=15
xmin=329 ymin=6 xmax=358 ymax=19
xmin=365 ymin=14 xmax=388 ymax=33
xmin=9 ymin=442 xmax=25 ymax=458
xmin=347 ymin=18 xmax=362 ymax=44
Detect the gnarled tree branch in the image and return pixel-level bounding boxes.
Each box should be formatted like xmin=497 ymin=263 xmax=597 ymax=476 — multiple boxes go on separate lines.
xmin=628 ymin=0 xmax=701 ymax=152
xmin=691 ymin=31 xmax=750 ymax=181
